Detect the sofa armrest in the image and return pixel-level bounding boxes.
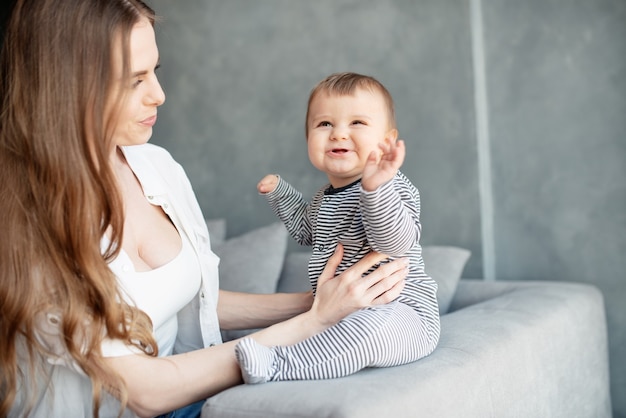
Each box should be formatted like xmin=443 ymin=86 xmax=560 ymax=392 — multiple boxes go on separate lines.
xmin=449 ymin=278 xmax=553 ymax=311
xmin=202 ymin=280 xmax=611 ymax=418
xmin=441 ymin=280 xmax=611 ymax=417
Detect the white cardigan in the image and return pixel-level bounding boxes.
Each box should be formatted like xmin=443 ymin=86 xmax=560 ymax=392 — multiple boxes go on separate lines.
xmin=118 ymin=143 xmax=222 ymax=352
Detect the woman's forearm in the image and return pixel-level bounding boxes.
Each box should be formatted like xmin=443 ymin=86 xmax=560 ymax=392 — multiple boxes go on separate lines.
xmin=106 ymin=342 xmax=241 ymax=417
xmin=217 ymin=290 xmax=313 ymax=330
xmin=106 ymin=308 xmax=328 ymax=416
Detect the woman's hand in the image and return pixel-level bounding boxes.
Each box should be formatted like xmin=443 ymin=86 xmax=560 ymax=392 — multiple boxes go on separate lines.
xmin=310 ymin=243 xmax=408 ymax=327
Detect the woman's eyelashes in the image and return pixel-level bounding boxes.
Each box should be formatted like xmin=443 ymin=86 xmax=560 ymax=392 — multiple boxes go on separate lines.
xmin=131 ymin=64 xmax=161 ymax=88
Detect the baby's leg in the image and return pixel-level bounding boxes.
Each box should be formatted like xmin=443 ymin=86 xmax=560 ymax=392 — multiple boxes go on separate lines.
xmin=235 ymin=301 xmax=438 ymax=383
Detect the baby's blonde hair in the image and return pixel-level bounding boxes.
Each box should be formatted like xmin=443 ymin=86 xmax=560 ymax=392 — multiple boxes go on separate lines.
xmin=305 ymin=72 xmax=396 ymax=135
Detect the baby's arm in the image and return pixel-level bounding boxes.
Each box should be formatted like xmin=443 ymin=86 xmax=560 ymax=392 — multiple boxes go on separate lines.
xmin=360 ymin=140 xmax=421 ymax=256
xmin=258 ymin=174 xmax=314 ymax=246
xmin=361 ymin=176 xmax=421 ymax=257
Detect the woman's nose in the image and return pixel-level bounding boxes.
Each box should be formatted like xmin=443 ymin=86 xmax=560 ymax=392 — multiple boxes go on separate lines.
xmin=148 ymin=79 xmax=166 ymax=106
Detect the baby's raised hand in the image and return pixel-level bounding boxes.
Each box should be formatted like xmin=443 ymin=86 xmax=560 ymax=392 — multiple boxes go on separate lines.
xmin=361 ymin=139 xmax=406 ymax=192
xmin=257 ymin=174 xmax=279 ymax=194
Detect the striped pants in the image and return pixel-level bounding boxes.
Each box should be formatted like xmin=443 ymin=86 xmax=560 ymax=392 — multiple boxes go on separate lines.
xmin=235 ymin=301 xmax=439 ymax=383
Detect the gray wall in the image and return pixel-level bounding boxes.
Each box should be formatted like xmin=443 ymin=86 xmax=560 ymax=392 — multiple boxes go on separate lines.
xmin=149 ymin=1 xmax=626 ymax=416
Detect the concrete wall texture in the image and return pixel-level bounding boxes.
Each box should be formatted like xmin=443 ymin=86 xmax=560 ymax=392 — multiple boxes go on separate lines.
xmin=149 ymin=1 xmax=626 ymax=416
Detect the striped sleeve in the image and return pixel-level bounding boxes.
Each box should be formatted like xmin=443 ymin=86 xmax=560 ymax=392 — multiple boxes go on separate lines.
xmin=359 ymin=172 xmax=421 ymax=257
xmin=264 ymin=176 xmax=314 ymax=246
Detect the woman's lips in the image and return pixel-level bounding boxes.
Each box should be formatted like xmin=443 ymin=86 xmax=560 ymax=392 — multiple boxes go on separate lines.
xmin=140 ymin=115 xmax=157 ymax=127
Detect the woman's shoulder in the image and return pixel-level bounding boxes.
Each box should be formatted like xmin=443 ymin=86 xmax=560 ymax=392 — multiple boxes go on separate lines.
xmin=121 ymin=143 xmax=189 ymax=190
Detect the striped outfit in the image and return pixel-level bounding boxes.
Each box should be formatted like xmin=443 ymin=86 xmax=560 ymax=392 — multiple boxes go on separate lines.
xmin=235 ymin=172 xmax=440 ymax=383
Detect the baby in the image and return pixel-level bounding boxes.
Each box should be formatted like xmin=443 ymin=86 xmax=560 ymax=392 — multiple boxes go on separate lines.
xmin=235 ymin=72 xmax=440 ymax=383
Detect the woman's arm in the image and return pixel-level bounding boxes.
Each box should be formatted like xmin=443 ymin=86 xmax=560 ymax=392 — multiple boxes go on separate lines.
xmin=217 ymin=289 xmax=314 ymax=331
xmin=105 ymin=246 xmax=407 ymax=417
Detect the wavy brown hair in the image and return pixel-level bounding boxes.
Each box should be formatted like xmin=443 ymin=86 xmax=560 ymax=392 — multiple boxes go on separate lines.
xmin=0 ymin=0 xmax=158 ymax=416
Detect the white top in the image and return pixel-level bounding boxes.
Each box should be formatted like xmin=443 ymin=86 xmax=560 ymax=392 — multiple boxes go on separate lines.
xmin=112 ymin=228 xmax=202 ymax=357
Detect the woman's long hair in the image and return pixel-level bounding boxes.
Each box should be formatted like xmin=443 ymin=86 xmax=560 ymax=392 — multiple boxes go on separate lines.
xmin=0 ymin=0 xmax=158 ymax=416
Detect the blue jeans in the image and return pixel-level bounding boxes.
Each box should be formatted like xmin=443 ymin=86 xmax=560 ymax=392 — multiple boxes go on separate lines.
xmin=156 ymin=399 xmax=205 ymax=418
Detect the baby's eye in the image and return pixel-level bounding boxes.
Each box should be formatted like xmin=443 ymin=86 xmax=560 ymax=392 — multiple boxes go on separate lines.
xmin=351 ymin=120 xmax=365 ymax=125
xmin=317 ymin=121 xmax=332 ymax=127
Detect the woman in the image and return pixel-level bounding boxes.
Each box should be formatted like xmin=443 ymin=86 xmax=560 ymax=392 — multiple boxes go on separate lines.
xmin=0 ymin=0 xmax=407 ymax=416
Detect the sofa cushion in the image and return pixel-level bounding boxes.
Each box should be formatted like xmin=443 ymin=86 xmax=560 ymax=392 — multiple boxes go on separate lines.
xmin=422 ymin=246 xmax=471 ymax=314
xmin=211 ymin=222 xmax=288 ymax=341
xmin=212 ymin=221 xmax=288 ymax=295
xmin=276 ymin=252 xmax=311 ymax=293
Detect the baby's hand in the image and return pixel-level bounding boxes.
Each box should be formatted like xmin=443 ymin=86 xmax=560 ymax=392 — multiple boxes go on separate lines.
xmin=361 ymin=139 xmax=406 ymax=192
xmin=257 ymin=174 xmax=279 ymax=194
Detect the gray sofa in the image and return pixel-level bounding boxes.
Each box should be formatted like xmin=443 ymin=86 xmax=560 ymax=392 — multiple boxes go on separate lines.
xmin=204 ymin=221 xmax=612 ymax=418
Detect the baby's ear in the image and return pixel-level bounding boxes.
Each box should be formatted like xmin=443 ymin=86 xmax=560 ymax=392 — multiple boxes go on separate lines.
xmin=384 ymin=128 xmax=399 ymax=144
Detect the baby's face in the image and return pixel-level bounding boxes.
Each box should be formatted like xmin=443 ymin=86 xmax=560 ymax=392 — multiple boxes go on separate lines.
xmin=307 ymin=88 xmax=396 ymax=188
